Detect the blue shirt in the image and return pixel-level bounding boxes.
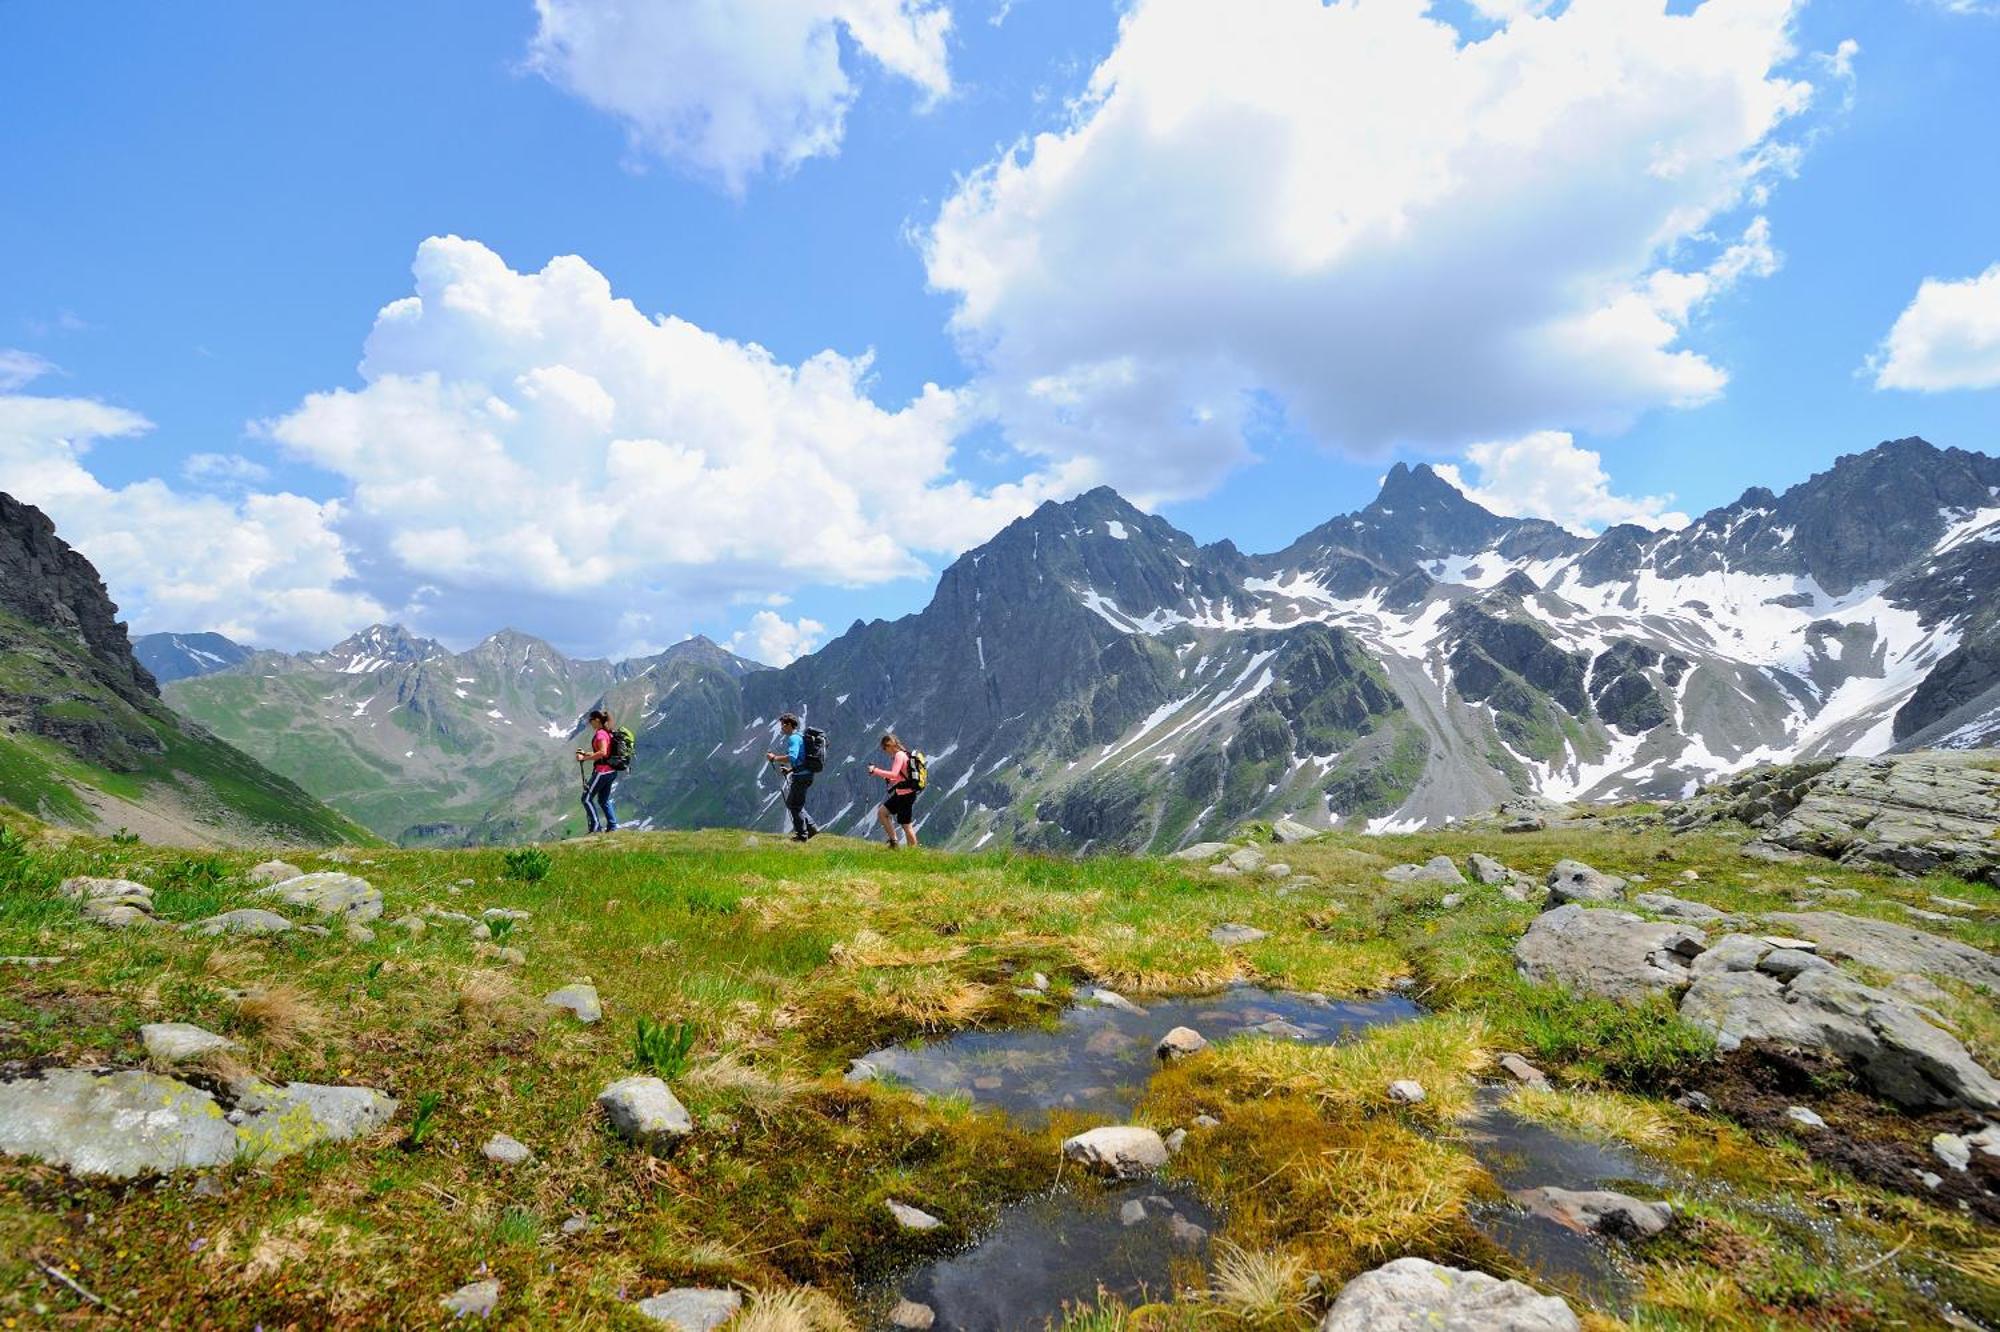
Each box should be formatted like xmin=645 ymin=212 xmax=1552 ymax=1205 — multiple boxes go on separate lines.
xmin=784 ymin=732 xmax=804 ymax=768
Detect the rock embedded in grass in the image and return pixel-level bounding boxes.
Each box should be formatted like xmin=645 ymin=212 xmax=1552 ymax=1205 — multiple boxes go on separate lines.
xmin=1168 ymin=841 xmax=1232 ymax=862
xmin=441 ymin=1278 xmax=499 ymax=1319
xmin=483 ymin=1133 xmax=533 ymax=1165
xmin=1383 ymin=856 xmax=1464 ymax=886
xmin=62 ymin=876 xmax=155 ymax=928
xmin=1632 ymin=893 xmax=1725 ymax=924
xmin=1386 ymin=1079 xmax=1426 ymax=1104
xmin=1061 ymin=1126 xmax=1169 ymax=1179
xmin=1320 ymin=1257 xmax=1579 ymax=1332
xmin=390 ymin=914 xmax=426 ymax=936
xmin=1224 ymin=846 xmax=1266 ymax=874
xmin=889 ymin=1299 xmax=936 ymax=1330
xmin=1156 ymin=1026 xmax=1207 ymax=1061
xmin=1468 ymin=853 xmax=1510 ymax=885
xmin=1763 ymin=911 xmax=2000 ymax=989
xmin=598 ymin=1076 xmax=693 ymax=1148
xmin=1209 ymin=923 xmax=1267 ymax=946
xmin=1164 ymin=1127 xmax=1187 ymax=1154
xmin=634 ymin=1288 xmax=742 ymax=1331
xmin=183 ymin=908 xmax=295 ymax=937
xmin=887 ymin=1199 xmax=943 ymax=1231
xmin=1497 ymin=1054 xmax=1549 ymax=1090
xmin=230 ymin=1080 xmax=398 ymax=1160
xmin=543 ymin=983 xmax=601 ymax=1023
xmin=1544 ymin=859 xmax=1626 ymax=907
xmin=1511 ymin=1186 xmax=1673 ymax=1240
xmin=1271 ymin=817 xmax=1318 ymax=844
xmin=0 ymin=1069 xmax=239 ymax=1178
xmin=245 ymin=860 xmax=304 ymax=885
xmin=1513 ymin=905 xmax=1704 ymax=1001
xmin=140 ymin=1022 xmax=238 ymax=1063
xmin=256 ymin=871 xmax=383 ymax=923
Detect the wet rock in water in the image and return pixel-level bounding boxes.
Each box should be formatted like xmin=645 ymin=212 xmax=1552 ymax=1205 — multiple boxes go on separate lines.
xmin=1386 ymin=1079 xmax=1426 ymax=1104
xmin=889 ymin=1299 xmax=936 ymax=1330
xmin=1512 ymin=1186 xmax=1673 ymax=1240
xmin=256 ymin=871 xmax=383 ymax=924
xmin=598 ymin=1076 xmax=693 ymax=1148
xmin=1498 ymin=1054 xmax=1550 ymax=1090
xmin=1061 ymin=1126 xmax=1169 ymax=1179
xmin=1272 ymin=817 xmax=1319 ymax=844
xmin=1544 ymin=860 xmax=1626 ymax=907
xmin=442 ymin=1278 xmax=500 ymax=1319
xmin=635 ymin=1289 xmax=742 ymax=1331
xmin=63 ymin=876 xmax=155 ymax=928
xmin=0 ymin=1069 xmax=238 ymax=1177
xmin=1384 ymin=856 xmax=1465 ymax=886
xmin=1164 ymin=1127 xmax=1187 ymax=1154
xmin=1209 ymin=923 xmax=1267 ymax=946
xmin=140 ymin=1022 xmax=238 ymax=1063
xmin=1514 ymin=906 xmax=1705 ymax=1001
xmin=230 ymin=1080 xmax=398 ymax=1161
xmin=1468 ymin=853 xmax=1511 ymax=886
xmin=1785 ymin=1105 xmax=1827 ymax=1129
xmin=1224 ymin=846 xmax=1267 ymax=874
xmin=1089 ymin=987 xmax=1147 ymax=1016
xmin=1247 ymin=1018 xmax=1313 ymax=1040
xmin=887 ymin=1199 xmax=943 ymax=1231
xmin=1156 ymin=1027 xmax=1207 ymax=1061
xmin=1762 ymin=911 xmax=2000 ymax=989
xmin=1632 ymin=893 xmax=1725 ymax=924
xmin=1169 ymin=1213 xmax=1208 ymax=1247
xmin=844 ymin=1059 xmax=878 ymax=1083
xmin=483 ymin=1133 xmax=533 ymax=1165
xmin=1320 ymin=1257 xmax=1579 ymax=1332
xmin=245 ymin=860 xmax=304 ymax=885
xmin=1679 ymin=934 xmax=2000 ymax=1109
xmin=1934 ymin=1133 xmax=1972 ymax=1171
xmin=183 ymin=909 xmax=294 ymax=937
xmin=1168 ymin=841 xmax=1233 ymax=862
xmin=544 ymin=983 xmax=601 ymax=1023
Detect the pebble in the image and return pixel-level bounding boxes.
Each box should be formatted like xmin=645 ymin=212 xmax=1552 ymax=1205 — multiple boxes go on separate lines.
xmin=544 ymin=983 xmax=602 ymax=1023
xmin=1168 ymin=1214 xmax=1209 ymax=1247
xmin=1192 ymin=1114 xmax=1221 ymax=1128
xmin=1784 ymin=1105 xmax=1827 ymax=1130
xmin=1164 ymin=1128 xmax=1187 ymax=1155
xmin=1386 ymin=1079 xmax=1427 ymax=1105
xmin=1933 ymin=1133 xmax=1972 ymax=1171
xmin=140 ymin=1022 xmax=238 ymax=1063
xmin=886 ymin=1199 xmax=942 ymax=1231
xmin=1155 ymin=1026 xmax=1207 ymax=1061
xmin=483 ymin=1133 xmax=534 ymax=1166
xmin=635 ymin=1288 xmax=742 ymax=1331
xmin=1119 ymin=1199 xmax=1148 ymax=1226
xmin=441 ymin=1278 xmax=500 ymax=1319
xmin=889 ymin=1299 xmax=936 ymax=1331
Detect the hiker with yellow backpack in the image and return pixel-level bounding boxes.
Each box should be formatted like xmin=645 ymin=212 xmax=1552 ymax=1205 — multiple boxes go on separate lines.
xmin=575 ymin=709 xmax=633 ymax=834
xmin=867 ymin=731 xmax=927 ymax=849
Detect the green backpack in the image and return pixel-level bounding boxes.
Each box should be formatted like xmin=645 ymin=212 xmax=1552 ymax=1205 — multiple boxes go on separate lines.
xmin=607 ymin=727 xmax=636 ymax=772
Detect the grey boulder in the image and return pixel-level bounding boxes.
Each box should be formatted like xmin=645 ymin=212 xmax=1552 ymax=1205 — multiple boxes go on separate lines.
xmin=1271 ymin=817 xmax=1319 ymax=844
xmin=1167 ymin=841 xmax=1232 ymax=863
xmin=256 ymin=871 xmax=383 ymax=924
xmin=1511 ymin=1186 xmax=1673 ymax=1240
xmin=230 ymin=1080 xmax=398 ymax=1160
xmin=0 ymin=1069 xmax=238 ymax=1177
xmin=1632 ymin=893 xmax=1726 ymax=924
xmin=635 ymin=1288 xmax=742 ymax=1331
xmin=544 ymin=983 xmax=602 ymax=1023
xmin=1224 ymin=846 xmax=1267 ymax=874
xmin=1319 ymin=1257 xmax=1578 ymax=1332
xmin=1061 ymin=1125 xmax=1169 ymax=1179
xmin=1544 ymin=860 xmax=1626 ymax=907
xmin=1209 ymin=923 xmax=1267 ymax=946
xmin=245 ymin=860 xmax=305 ymax=885
xmin=183 ymin=909 xmax=294 ymax=937
xmin=1514 ymin=905 xmax=1705 ymax=1001
xmin=1762 ymin=911 xmax=2000 ymax=989
xmin=599 ymin=1076 xmax=693 ymax=1147
xmin=1384 ymin=856 xmax=1465 ymax=886
xmin=140 ymin=1022 xmax=238 ymax=1063
xmin=1467 ymin=854 xmax=1511 ymax=886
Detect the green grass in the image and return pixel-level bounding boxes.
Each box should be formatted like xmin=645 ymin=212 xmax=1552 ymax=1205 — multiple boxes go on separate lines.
xmin=0 ymin=815 xmax=1993 ymax=1330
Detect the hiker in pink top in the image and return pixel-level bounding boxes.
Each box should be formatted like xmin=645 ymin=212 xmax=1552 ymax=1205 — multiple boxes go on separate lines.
xmin=867 ymin=732 xmax=920 ymax=849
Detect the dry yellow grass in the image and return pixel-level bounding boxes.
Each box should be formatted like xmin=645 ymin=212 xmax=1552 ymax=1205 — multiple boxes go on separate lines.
xmin=1203 ymin=1241 xmax=1313 ymax=1327
xmin=1506 ymin=1088 xmax=1674 ymax=1149
xmin=737 ymin=1286 xmax=857 ymax=1332
xmin=235 ymin=982 xmax=327 ymax=1050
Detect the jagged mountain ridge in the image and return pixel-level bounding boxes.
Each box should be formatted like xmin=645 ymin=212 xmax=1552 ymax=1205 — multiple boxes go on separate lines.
xmin=157 ymin=436 xmax=2000 ymax=849
xmin=133 ymin=631 xmax=256 ymax=685
xmin=0 ymin=493 xmax=368 ymax=845
xmin=165 ymin=626 xmax=763 ymax=844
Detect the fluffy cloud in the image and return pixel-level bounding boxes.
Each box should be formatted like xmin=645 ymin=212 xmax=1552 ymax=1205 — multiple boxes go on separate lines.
xmin=256 ymin=235 xmax=1068 ymax=650
xmin=527 ymin=0 xmax=953 ymax=192
xmin=729 ymin=610 xmax=827 ymax=665
xmin=0 ymin=349 xmax=57 ymax=391
xmin=926 ymin=0 xmax=1831 ymax=503
xmin=181 ymin=451 xmax=273 ymax=486
xmin=1870 ymin=263 xmax=2000 ymax=391
xmin=0 ymin=392 xmax=386 ymax=645
xmin=1433 ymin=431 xmax=1689 ymax=534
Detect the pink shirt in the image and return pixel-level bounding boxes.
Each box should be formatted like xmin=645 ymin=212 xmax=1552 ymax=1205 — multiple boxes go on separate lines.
xmin=592 ymin=728 xmax=613 ymax=774
xmin=868 ymin=750 xmax=908 ymax=787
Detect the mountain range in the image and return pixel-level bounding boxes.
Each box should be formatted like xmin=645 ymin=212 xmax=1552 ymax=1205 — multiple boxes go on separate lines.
xmin=151 ymin=436 xmax=2000 ymax=851
xmin=0 ymin=493 xmax=367 ymax=846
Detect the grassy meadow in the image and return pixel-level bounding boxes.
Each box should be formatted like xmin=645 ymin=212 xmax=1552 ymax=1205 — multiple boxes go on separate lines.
xmin=0 ymin=807 xmax=1995 ymax=1329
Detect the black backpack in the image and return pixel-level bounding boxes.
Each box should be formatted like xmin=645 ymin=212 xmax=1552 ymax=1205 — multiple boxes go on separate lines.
xmin=801 ymin=727 xmax=827 ymax=773
xmin=607 ymin=727 xmax=636 ymax=772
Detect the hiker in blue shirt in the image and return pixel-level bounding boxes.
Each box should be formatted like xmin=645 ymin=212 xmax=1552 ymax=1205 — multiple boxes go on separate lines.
xmin=765 ymin=713 xmax=820 ymax=842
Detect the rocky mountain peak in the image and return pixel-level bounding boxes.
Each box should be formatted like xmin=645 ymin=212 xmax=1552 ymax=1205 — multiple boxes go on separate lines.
xmin=0 ymin=491 xmax=157 ymax=703
xmin=316 ymin=623 xmax=446 ymax=673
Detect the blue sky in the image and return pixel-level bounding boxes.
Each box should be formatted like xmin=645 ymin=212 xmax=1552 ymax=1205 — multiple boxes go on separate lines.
xmin=2 ymin=0 xmax=1996 ymax=663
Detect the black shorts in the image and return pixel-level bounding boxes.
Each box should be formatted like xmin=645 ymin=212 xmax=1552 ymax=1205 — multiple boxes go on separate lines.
xmin=882 ymin=789 xmax=917 ymax=825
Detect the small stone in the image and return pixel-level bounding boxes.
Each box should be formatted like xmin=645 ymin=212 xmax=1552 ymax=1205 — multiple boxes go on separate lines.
xmin=347 ymin=924 xmax=376 ymax=944
xmin=1030 ymin=972 xmax=1050 ymax=991
xmin=1193 ymin=1114 xmax=1221 ymax=1128
xmin=1497 ymin=1054 xmax=1549 ymax=1090
xmin=1674 ymin=1090 xmax=1715 ymax=1113
xmin=1224 ymin=846 xmax=1267 ymax=874
xmin=889 ymin=1300 xmax=936 ymax=1331
xmin=598 ymin=1076 xmax=693 ymax=1148
xmin=182 ymin=909 xmax=294 ymax=937
xmin=1119 ymin=1199 xmax=1148 ymax=1226
xmin=1247 ymin=1018 xmax=1312 ymax=1039
xmin=1208 ymin=864 xmax=1242 ymax=877
xmin=245 ymin=860 xmax=305 ymax=885
xmin=482 ymin=907 xmax=531 ymax=922
xmin=1272 ymin=817 xmax=1318 ymax=844
xmin=1679 ymin=869 xmax=1701 ymax=883
xmin=1468 ymin=853 xmax=1510 ymax=886
xmin=1512 ymin=1186 xmax=1674 ymax=1240
xmin=470 ymin=922 xmax=493 ymax=941
xmin=390 ymin=914 xmax=427 ymax=936
xmin=886 ymin=1199 xmax=942 ymax=1231
xmin=1755 ymin=948 xmax=1830 ymax=981
xmin=1440 ymin=893 xmax=1464 ymax=909
xmin=140 ymin=1023 xmax=237 ymax=1063
xmin=1168 ymin=842 xmax=1233 ymax=863
xmin=1261 ymin=862 xmax=1292 ymax=880
xmin=1089 ymin=988 xmax=1147 ymax=1016
xmin=1168 ymin=1214 xmax=1208 ymax=1247
xmin=635 ymin=1288 xmax=742 ymax=1332
xmin=1916 ymin=1169 xmax=1943 ymax=1190
xmin=1933 ymin=1133 xmax=1972 ymax=1171
xmin=1383 ymin=856 xmax=1465 ymax=886
xmin=561 ymin=1215 xmax=594 ymax=1235
xmin=844 ymin=1059 xmax=878 ymax=1083
xmin=544 ymin=983 xmax=601 ymax=1023
xmin=1061 ymin=1126 xmax=1170 ymax=1179
xmin=483 ymin=1133 xmax=533 ymax=1166
xmin=479 ymin=944 xmax=527 ymax=966
xmin=1164 ymin=1127 xmax=1188 ymax=1154
xmin=1156 ymin=1027 xmax=1207 ymax=1061
xmin=1784 ymin=1105 xmax=1827 ymax=1130
xmin=1387 ymin=1079 xmax=1426 ymax=1104
xmin=1209 ymin=923 xmax=1267 ymax=946
xmin=442 ymin=1278 xmax=500 ymax=1319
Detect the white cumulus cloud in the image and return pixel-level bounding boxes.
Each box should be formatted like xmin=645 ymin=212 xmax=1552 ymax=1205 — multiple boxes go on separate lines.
xmin=925 ymin=0 xmax=1833 ymax=504
xmin=0 ymin=393 xmax=386 ymax=645
xmin=1433 ymin=431 xmax=1690 ymax=534
xmin=527 ymin=0 xmax=953 ymax=192
xmin=257 ymin=235 xmax=1069 ymax=651
xmin=1870 ymin=263 xmax=2000 ymax=392
xmin=729 ymin=610 xmax=827 ymax=666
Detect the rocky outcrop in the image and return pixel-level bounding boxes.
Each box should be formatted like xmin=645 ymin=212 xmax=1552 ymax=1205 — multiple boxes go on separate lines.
xmin=1319 ymin=1257 xmax=1579 ymax=1332
xmin=1761 ymin=911 xmax=2000 ymax=989
xmin=0 ymin=492 xmax=157 ymax=704
xmin=1514 ymin=906 xmax=1705 ymax=1001
xmin=1669 ymin=753 xmax=2000 ymax=883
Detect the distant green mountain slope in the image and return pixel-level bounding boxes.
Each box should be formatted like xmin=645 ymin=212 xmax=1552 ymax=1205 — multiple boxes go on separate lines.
xmin=0 ymin=495 xmax=370 ymax=847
